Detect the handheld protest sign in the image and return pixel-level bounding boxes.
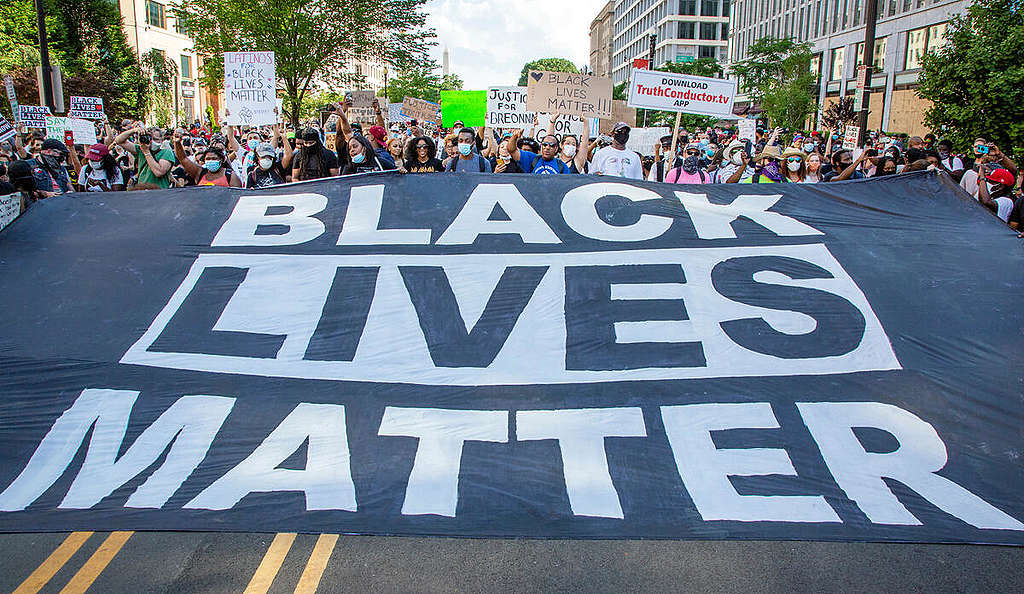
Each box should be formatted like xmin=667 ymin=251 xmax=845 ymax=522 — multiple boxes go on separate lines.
xmin=401 ymin=96 xmax=441 ymax=124
xmin=68 ymin=96 xmax=104 ymax=120
xmin=440 ymin=90 xmax=486 ymax=128
xmin=0 ymin=113 xmax=15 ymax=144
xmin=44 ymin=116 xmax=97 ymax=144
xmin=224 ymin=51 xmax=277 ymax=126
xmin=486 ymin=87 xmax=533 ymax=128
xmin=3 ymin=75 xmax=18 ymax=123
xmin=347 ymin=91 xmax=378 ymax=125
xmin=19 ymin=105 xmax=51 ymax=129
xmin=526 ymin=70 xmax=613 ymax=120
xmin=627 ymin=69 xmax=737 ymax=118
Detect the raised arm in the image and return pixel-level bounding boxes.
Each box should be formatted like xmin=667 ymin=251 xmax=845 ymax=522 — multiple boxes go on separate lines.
xmin=14 ymin=127 xmax=28 ymax=159
xmin=573 ymin=134 xmax=589 ymax=172
xmin=833 ymin=152 xmax=869 ymax=182
xmin=481 ymin=127 xmax=497 ymax=158
xmin=508 ymin=128 xmax=523 ymax=162
xmin=726 ymin=151 xmax=750 ymax=183
xmin=336 ymin=100 xmax=353 ymax=143
xmin=174 ymin=138 xmax=201 ymax=181
xmin=275 ymin=124 xmax=293 ymax=171
xmin=373 ymin=98 xmax=385 ymax=128
xmin=114 ymin=124 xmax=140 ymax=154
xmin=224 ymin=123 xmax=240 ymax=153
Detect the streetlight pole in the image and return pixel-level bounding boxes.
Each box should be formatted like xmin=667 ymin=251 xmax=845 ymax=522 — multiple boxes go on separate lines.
xmin=856 ymin=0 xmax=879 ymax=146
xmin=34 ymin=0 xmax=55 ymax=112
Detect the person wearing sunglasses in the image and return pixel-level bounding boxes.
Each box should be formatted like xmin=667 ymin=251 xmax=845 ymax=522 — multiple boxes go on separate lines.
xmin=398 ymin=136 xmax=445 ymax=173
xmin=781 ymin=148 xmax=809 ymax=183
xmin=664 ymin=143 xmax=710 ymax=184
xmin=506 ymin=127 xmax=571 ymax=175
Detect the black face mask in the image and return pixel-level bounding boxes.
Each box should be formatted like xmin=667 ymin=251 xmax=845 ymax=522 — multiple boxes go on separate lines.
xmin=41 ymin=155 xmax=64 ymax=170
xmin=682 ymin=155 xmax=699 ymax=174
xmin=613 ymin=130 xmax=629 ymax=145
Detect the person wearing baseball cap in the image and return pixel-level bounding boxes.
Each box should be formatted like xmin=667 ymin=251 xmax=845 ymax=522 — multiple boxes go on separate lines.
xmin=26 ymin=138 xmax=73 ymax=196
xmin=977 ymin=167 xmax=1016 ymax=222
xmin=365 ymin=125 xmax=397 ymax=169
xmin=246 ymin=142 xmax=289 ymax=188
xmin=590 ymin=122 xmax=643 ymax=179
xmin=78 ymin=143 xmax=124 ymax=192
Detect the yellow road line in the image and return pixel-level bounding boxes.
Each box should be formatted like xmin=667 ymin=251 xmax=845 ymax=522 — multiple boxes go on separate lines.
xmin=13 ymin=531 xmax=94 ymax=594
xmin=294 ymin=534 xmax=339 ymax=594
xmin=59 ymin=531 xmax=133 ymax=594
xmin=243 ymin=532 xmax=297 ymax=594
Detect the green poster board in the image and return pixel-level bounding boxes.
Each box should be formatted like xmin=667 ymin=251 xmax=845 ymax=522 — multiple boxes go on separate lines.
xmin=440 ymin=90 xmax=487 ymax=127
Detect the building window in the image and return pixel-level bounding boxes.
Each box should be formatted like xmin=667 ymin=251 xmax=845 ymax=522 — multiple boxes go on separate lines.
xmin=701 ymin=0 xmax=719 ymax=16
xmin=699 ymin=45 xmax=717 ymax=59
xmin=174 ymin=16 xmax=188 ymax=35
xmin=926 ymin=23 xmax=947 ymax=52
xmin=700 ymin=22 xmax=717 ymax=40
xmin=679 ymin=21 xmax=695 ymax=38
xmin=810 ymin=54 xmax=822 ymax=80
xmin=905 ymin=23 xmax=946 ymax=69
xmin=180 ymin=54 xmax=192 ymax=79
xmin=855 ymin=37 xmax=886 ymax=70
xmin=680 ymin=0 xmax=697 ymax=15
xmin=830 ymin=46 xmax=845 ymax=80
xmin=145 ymin=0 xmax=165 ymax=28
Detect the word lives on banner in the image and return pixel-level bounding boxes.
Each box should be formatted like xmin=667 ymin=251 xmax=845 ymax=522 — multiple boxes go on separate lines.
xmin=0 ymin=172 xmax=1022 ymax=544
xmin=224 ymin=51 xmax=276 ymax=127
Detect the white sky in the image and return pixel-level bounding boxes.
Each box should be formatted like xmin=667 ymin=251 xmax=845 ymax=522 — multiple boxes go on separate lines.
xmin=425 ymin=0 xmax=609 ymax=90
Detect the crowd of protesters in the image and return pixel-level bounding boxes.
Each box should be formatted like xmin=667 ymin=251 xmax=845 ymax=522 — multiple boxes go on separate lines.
xmin=1 ymin=97 xmax=1021 ymax=234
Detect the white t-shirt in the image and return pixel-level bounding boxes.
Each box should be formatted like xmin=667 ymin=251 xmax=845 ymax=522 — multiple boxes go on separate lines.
xmin=941 ymin=155 xmax=964 ymax=172
xmin=994 ymin=196 xmax=1014 ymax=222
xmin=960 ymin=169 xmax=980 ymax=196
xmin=591 ymin=146 xmax=643 ymax=179
xmin=78 ymin=164 xmax=124 ymax=192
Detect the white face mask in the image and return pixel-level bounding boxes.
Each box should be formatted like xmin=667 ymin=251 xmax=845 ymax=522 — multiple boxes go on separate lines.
xmin=562 ymin=144 xmax=577 ymax=157
xmin=259 ymin=157 xmax=274 ymax=170
xmin=731 ymin=152 xmax=744 ymax=165
xmin=787 ymin=160 xmax=801 ymax=172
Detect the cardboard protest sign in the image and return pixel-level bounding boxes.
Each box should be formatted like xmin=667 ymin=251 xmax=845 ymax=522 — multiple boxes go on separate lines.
xmin=388 ymin=103 xmax=410 ymax=124
xmin=738 ymin=118 xmax=757 ymax=142
xmin=598 ymin=101 xmax=636 ymax=134
xmin=625 ymin=127 xmax=671 ymax=156
xmin=440 ymin=90 xmax=486 ymax=127
xmin=843 ymin=125 xmax=860 ymax=150
xmin=3 ymin=75 xmax=18 ymax=123
xmin=401 ymin=96 xmax=441 ymax=124
xmin=486 ymin=87 xmax=533 ymax=128
xmin=0 ymin=192 xmax=19 ymax=232
xmin=19 ymin=105 xmax=51 ymax=129
xmin=526 ymin=71 xmax=613 ymax=120
xmin=325 ymin=132 xmax=337 ymax=152
xmin=68 ymin=96 xmax=104 ymax=120
xmin=224 ymin=51 xmax=277 ymax=126
xmin=0 ymin=113 xmax=15 ymax=143
xmin=627 ymin=69 xmax=737 ymax=118
xmin=347 ymin=91 xmax=378 ymax=125
xmin=531 ymin=114 xmax=586 ymax=144
xmin=44 ymin=116 xmax=97 ymax=145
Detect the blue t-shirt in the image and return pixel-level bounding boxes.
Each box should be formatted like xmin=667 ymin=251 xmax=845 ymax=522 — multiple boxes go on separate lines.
xmin=519 ymin=150 xmax=570 ymax=174
xmin=451 ymin=155 xmax=492 ymax=173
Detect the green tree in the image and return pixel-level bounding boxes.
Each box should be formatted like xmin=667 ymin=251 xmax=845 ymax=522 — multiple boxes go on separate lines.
xmin=917 ymin=0 xmax=1024 ymax=156
xmin=517 ymin=58 xmax=578 ymax=86
xmin=0 ymin=0 xmax=149 ymax=123
xmin=384 ymin=67 xmax=461 ymax=104
xmin=174 ymin=0 xmax=434 ymax=127
xmin=140 ymin=49 xmax=180 ymax=127
xmin=632 ymin=59 xmax=725 ymax=130
xmin=730 ymin=37 xmax=817 ymax=131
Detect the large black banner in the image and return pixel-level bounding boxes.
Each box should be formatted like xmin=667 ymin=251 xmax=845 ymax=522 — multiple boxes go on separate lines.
xmin=0 ymin=171 xmax=1022 ymax=543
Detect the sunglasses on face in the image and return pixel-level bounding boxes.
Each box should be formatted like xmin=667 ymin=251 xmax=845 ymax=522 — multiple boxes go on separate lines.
xmin=540 ymin=141 xmax=558 ymax=148
xmin=416 ymin=144 xmax=429 ymax=149
xmin=685 ymin=150 xmax=699 ymax=155
xmin=787 ymin=157 xmax=802 ymax=163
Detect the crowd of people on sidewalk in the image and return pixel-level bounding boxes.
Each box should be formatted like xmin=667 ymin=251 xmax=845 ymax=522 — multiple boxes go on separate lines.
xmin=1 ymin=97 xmax=1021 ymax=233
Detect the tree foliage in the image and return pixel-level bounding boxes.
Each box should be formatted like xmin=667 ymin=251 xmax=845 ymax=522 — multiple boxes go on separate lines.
xmin=0 ymin=0 xmax=149 ymax=123
xmin=917 ymin=0 xmax=1024 ymax=156
xmin=174 ymin=0 xmax=434 ymax=127
xmin=820 ymin=96 xmax=857 ymax=132
xmin=730 ymin=37 xmax=817 ymax=131
xmin=518 ymin=58 xmax=578 ymax=86
xmin=383 ymin=67 xmax=462 ymax=104
xmin=632 ymin=59 xmax=724 ymax=130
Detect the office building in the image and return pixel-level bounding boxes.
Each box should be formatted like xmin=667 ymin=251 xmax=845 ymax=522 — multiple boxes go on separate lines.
xmin=609 ymin=0 xmax=731 ymax=85
xmin=590 ymin=2 xmax=615 ymax=78
xmin=727 ymin=0 xmax=968 ymax=135
xmin=118 ymin=0 xmax=213 ymax=125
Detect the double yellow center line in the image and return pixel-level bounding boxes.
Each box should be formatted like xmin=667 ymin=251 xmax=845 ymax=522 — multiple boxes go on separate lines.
xmin=244 ymin=533 xmax=340 ymax=594
xmin=13 ymin=531 xmax=133 ymax=594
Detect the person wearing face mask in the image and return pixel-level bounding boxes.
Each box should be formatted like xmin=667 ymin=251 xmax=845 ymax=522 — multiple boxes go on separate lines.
xmin=977 ymin=167 xmax=1016 ymax=222
xmin=558 ymin=133 xmax=593 ymax=174
xmin=77 ymin=144 xmax=124 ymax=192
xmin=292 ymin=128 xmax=340 ymax=181
xmin=399 ymin=136 xmax=445 ymax=173
xmin=174 ymin=144 xmax=240 ymax=187
xmin=590 ymin=122 xmax=642 ymax=179
xmin=934 ymin=139 xmax=964 ymax=181
xmin=804 ymin=152 xmax=823 ymax=183
xmin=781 ymin=148 xmax=808 ymax=183
xmin=26 ymin=139 xmax=74 ymax=196
xmin=720 ymin=140 xmax=756 ymax=183
xmin=342 ymin=134 xmax=389 ymax=175
xmin=823 ymin=149 xmax=870 ymax=182
xmin=872 ymin=156 xmax=898 ymax=177
xmin=491 ymin=140 xmax=524 ymax=174
xmin=664 ymin=143 xmax=709 ymax=184
xmin=246 ymin=143 xmax=289 ymax=187
xmin=506 ymin=128 xmax=571 ymax=175
xmin=114 ymin=125 xmax=175 ymax=190
xmin=738 ymin=145 xmax=785 ymax=183
xmin=445 ymin=128 xmax=492 ymax=173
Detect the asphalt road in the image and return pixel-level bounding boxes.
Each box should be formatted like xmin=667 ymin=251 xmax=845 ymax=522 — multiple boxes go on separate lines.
xmin=1 ymin=532 xmax=1021 ymax=593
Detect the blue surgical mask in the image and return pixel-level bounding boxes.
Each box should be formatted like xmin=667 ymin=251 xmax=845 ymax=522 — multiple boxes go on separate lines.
xmin=203 ymin=160 xmax=222 ymax=172
xmin=247 ymin=139 xmax=259 ymax=151
xmin=352 ymin=152 xmax=366 ymax=164
xmin=458 ymin=143 xmax=472 ymax=156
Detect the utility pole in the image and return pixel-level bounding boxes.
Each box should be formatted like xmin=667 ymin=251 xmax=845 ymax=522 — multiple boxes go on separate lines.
xmin=856 ymin=0 xmax=879 ymax=146
xmin=644 ymin=32 xmax=656 ymax=127
xmin=34 ymin=0 xmax=55 ymax=112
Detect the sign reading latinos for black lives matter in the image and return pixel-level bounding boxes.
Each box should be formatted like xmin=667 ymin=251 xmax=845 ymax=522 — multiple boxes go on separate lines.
xmin=68 ymin=96 xmax=104 ymax=120
xmin=526 ymin=70 xmax=614 ymax=120
xmin=224 ymin=51 xmax=276 ymax=127
xmin=627 ymin=69 xmax=737 ymax=118
xmin=0 ymin=172 xmax=1022 ymax=544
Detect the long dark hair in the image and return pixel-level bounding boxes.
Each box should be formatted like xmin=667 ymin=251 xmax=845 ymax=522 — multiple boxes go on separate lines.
xmin=404 ymin=136 xmax=436 ymax=163
xmin=92 ymin=153 xmax=118 ymax=180
xmin=296 ymin=129 xmax=335 ymax=176
xmin=342 ymin=134 xmax=381 ymax=174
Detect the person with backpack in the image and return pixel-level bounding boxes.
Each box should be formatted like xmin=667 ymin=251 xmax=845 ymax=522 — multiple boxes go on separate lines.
xmin=505 ymin=128 xmax=572 ymax=174
xmin=445 ymin=128 xmax=491 ymax=173
xmin=664 ymin=143 xmax=711 ymax=184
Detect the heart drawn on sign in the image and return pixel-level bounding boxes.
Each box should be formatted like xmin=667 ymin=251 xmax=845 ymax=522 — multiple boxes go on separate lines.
xmin=530 ymin=72 xmax=543 ymax=82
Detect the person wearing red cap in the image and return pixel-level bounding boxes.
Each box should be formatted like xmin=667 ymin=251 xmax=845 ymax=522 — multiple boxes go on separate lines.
xmin=78 ymin=143 xmax=124 ymax=192
xmin=365 ymin=125 xmax=397 ymax=169
xmin=977 ymin=167 xmax=1016 ymax=223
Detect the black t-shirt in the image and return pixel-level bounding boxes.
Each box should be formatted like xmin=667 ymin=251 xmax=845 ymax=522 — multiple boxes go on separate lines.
xmin=298 ymin=149 xmax=339 ymax=180
xmin=342 ymin=154 xmax=387 ymax=175
xmin=247 ymin=163 xmax=287 ymax=188
xmin=403 ymin=158 xmax=445 ymax=173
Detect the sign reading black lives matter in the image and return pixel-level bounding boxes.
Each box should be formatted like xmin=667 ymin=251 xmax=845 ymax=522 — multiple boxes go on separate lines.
xmin=0 ymin=172 xmax=1022 ymax=543
xmin=68 ymin=96 xmax=105 ymax=120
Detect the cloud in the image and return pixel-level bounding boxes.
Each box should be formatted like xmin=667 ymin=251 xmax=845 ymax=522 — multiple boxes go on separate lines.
xmin=425 ymin=0 xmax=608 ymax=90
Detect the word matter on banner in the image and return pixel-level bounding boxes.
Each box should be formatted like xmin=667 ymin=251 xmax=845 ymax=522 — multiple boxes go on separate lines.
xmin=224 ymin=51 xmax=277 ymax=127
xmin=526 ymin=70 xmax=614 ymax=120
xmin=627 ymin=69 xmax=737 ymax=118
